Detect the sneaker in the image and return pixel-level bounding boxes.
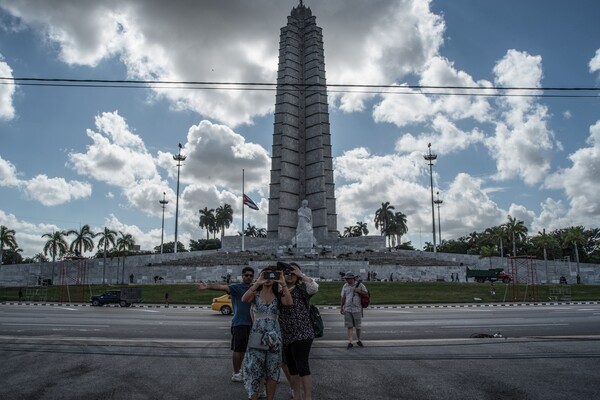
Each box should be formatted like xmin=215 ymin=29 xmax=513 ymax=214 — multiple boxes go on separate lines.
xmin=357 ymin=340 xmax=364 ymax=347
xmin=347 ymin=342 xmax=353 ymax=349
xmin=231 ymin=372 xmax=243 ymax=382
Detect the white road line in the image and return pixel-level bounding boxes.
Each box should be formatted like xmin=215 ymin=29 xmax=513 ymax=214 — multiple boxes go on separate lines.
xmin=2 ymin=323 xmax=110 ymax=328
xmin=440 ymin=323 xmax=569 ymax=329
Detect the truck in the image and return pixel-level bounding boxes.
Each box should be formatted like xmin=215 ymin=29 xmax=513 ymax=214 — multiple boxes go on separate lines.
xmin=466 ymin=267 xmax=512 ymax=283
xmin=91 ymin=288 xmax=142 ymax=307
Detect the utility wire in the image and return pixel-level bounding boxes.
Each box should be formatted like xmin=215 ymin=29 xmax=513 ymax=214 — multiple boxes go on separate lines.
xmin=1 ymin=77 xmax=599 ymax=98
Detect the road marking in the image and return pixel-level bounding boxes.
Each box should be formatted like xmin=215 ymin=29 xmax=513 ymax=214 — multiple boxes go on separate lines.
xmin=138 ymin=309 xmax=160 ymax=313
xmin=440 ymin=323 xmax=569 ymax=329
xmin=2 ymin=323 xmax=110 ymax=328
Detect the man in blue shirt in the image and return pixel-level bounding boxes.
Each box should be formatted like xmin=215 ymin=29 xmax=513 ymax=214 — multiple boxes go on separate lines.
xmin=196 ymin=266 xmax=254 ymax=382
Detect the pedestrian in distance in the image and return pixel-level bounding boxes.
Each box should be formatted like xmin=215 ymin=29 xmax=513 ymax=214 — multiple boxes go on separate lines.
xmin=278 ymin=262 xmax=318 ymax=400
xmin=196 ymin=266 xmax=255 ymax=383
xmin=340 ymin=271 xmax=368 ymax=349
xmin=241 ymin=266 xmax=293 ymax=400
xmin=164 ymin=292 xmax=169 ymax=307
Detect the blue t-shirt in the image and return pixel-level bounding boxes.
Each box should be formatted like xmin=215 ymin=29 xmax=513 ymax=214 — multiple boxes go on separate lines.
xmin=229 ymin=283 xmax=252 ymax=327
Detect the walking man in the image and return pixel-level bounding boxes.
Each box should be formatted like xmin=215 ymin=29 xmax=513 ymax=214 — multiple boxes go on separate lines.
xmin=340 ymin=271 xmax=368 ymax=349
xmin=196 ymin=266 xmax=255 ymax=382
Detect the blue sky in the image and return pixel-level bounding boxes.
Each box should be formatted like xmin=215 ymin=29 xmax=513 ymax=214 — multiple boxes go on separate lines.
xmin=1 ymin=0 xmax=599 ymax=257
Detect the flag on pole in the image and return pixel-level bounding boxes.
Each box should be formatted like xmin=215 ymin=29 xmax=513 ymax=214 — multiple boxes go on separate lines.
xmin=243 ymin=194 xmax=259 ymax=210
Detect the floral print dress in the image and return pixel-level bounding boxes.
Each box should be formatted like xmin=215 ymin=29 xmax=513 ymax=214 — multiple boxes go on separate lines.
xmin=242 ymin=291 xmax=282 ymax=398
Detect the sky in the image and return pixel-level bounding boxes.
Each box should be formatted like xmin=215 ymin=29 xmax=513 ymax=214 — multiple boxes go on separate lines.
xmin=1 ymin=0 xmax=599 ymax=258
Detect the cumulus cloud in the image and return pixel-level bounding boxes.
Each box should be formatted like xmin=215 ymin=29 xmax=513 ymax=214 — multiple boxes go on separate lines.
xmin=486 ymin=50 xmax=556 ymax=185
xmin=0 ymin=0 xmax=447 ymax=125
xmin=544 ymin=120 xmax=600 ymax=221
xmin=0 ymin=209 xmax=66 ymax=257
xmin=156 ymin=120 xmax=270 ymax=194
xmin=23 ymin=175 xmax=92 ymax=206
xmin=69 ymin=111 xmax=270 ymax=226
xmin=590 ymin=48 xmax=600 ymax=74
xmin=0 ymin=55 xmax=16 ymax=120
xmin=0 ymin=156 xmax=91 ymax=206
xmin=68 ymin=111 xmax=176 ymax=216
xmin=394 ymin=115 xmax=485 ymax=155
xmin=374 ymin=57 xmax=493 ymax=128
xmin=0 ymin=156 xmax=19 ymax=185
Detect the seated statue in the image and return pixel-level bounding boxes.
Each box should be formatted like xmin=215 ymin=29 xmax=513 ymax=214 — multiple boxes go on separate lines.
xmin=293 ymin=199 xmax=315 ymax=248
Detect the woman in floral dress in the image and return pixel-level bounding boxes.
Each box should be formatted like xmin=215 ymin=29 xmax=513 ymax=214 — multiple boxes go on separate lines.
xmin=241 ymin=267 xmax=293 ymax=400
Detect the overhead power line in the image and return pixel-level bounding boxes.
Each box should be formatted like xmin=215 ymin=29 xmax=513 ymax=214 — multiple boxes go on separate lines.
xmin=1 ymin=76 xmax=599 ymax=98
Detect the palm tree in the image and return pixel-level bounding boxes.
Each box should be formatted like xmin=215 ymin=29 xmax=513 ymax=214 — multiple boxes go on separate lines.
xmin=67 ymin=224 xmax=95 ymax=256
xmin=257 ymin=228 xmax=267 ymax=238
xmin=354 ymin=221 xmax=369 ymax=237
xmin=563 ymin=226 xmax=586 ymax=284
xmin=95 ymin=227 xmax=117 ymax=284
xmin=42 ymin=231 xmax=69 ymax=283
xmin=374 ymin=202 xmax=395 ymax=247
xmin=504 ymin=215 xmax=527 ymax=256
xmin=530 ymin=229 xmax=559 ymax=283
xmin=392 ymin=212 xmax=408 ymax=245
xmin=479 ymin=245 xmax=496 ymax=268
xmin=199 ymin=207 xmax=216 ymax=240
xmin=486 ymin=225 xmax=508 ymax=259
xmin=116 ymin=231 xmax=135 ymax=284
xmin=0 ymin=225 xmax=18 ymax=265
xmin=343 ymin=226 xmax=354 ymax=238
xmin=215 ymin=204 xmax=234 ymax=240
xmin=243 ymin=224 xmax=259 ymax=237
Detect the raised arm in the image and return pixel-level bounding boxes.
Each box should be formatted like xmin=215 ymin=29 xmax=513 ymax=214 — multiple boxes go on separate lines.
xmin=196 ymin=282 xmax=230 ymax=293
xmin=242 ymin=272 xmax=265 ymax=303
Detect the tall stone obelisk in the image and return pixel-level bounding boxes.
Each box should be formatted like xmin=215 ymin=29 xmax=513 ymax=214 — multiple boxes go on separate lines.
xmin=267 ymin=1 xmax=338 ymax=242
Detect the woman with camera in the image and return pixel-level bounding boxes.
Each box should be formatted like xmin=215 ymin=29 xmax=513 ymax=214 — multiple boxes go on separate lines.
xmin=241 ymin=267 xmax=292 ymax=400
xmin=279 ymin=262 xmax=319 ymax=400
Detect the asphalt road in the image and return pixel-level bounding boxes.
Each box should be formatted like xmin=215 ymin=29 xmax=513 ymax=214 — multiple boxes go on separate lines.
xmin=1 ymin=303 xmax=600 ymax=399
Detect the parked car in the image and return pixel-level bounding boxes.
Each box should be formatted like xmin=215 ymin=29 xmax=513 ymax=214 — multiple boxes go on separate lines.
xmin=211 ymin=294 xmax=232 ymax=315
xmin=91 ymin=288 xmax=142 ymax=307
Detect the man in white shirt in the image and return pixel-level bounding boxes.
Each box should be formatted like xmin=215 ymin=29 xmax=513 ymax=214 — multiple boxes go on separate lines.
xmin=340 ymin=271 xmax=368 ymax=349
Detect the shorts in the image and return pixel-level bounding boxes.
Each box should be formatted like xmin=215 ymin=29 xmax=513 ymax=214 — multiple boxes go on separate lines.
xmin=344 ymin=311 xmax=362 ymax=329
xmin=231 ymin=325 xmax=251 ymax=352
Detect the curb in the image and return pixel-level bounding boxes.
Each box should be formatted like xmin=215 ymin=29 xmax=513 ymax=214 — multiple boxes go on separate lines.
xmin=2 ymin=301 xmax=598 ymax=309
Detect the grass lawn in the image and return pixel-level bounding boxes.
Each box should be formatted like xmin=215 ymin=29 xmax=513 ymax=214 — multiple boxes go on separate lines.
xmin=1 ymin=281 xmax=598 ymax=305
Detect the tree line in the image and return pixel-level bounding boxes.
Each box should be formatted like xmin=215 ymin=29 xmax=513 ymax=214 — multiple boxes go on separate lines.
xmin=2 ymin=203 xmax=598 ymax=266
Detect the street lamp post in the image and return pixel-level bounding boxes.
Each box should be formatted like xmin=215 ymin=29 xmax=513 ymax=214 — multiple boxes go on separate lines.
xmin=424 ymin=143 xmax=438 ymax=253
xmin=173 ymin=144 xmax=186 ymax=254
xmin=434 ymin=191 xmax=443 ymax=245
xmin=159 ymin=192 xmax=168 ymax=254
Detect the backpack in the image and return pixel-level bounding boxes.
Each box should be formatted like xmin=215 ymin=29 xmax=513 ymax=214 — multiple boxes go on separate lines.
xmin=356 ymin=282 xmax=370 ymax=308
xmin=309 ymin=304 xmax=324 ymax=338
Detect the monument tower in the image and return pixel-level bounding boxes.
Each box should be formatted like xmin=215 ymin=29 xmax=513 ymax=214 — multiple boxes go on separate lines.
xmin=267 ymin=1 xmax=338 ymax=242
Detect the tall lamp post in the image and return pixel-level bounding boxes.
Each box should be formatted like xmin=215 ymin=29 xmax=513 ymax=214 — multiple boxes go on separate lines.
xmin=159 ymin=192 xmax=168 ymax=254
xmin=173 ymin=144 xmax=186 ymax=254
xmin=424 ymin=143 xmax=438 ymax=253
xmin=434 ymin=191 xmax=443 ymax=246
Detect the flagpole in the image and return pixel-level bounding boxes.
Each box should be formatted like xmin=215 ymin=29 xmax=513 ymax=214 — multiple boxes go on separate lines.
xmin=242 ymin=169 xmax=245 ymax=252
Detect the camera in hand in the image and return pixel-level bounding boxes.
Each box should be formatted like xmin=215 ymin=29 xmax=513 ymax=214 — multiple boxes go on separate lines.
xmin=263 ymin=271 xmax=280 ymax=280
